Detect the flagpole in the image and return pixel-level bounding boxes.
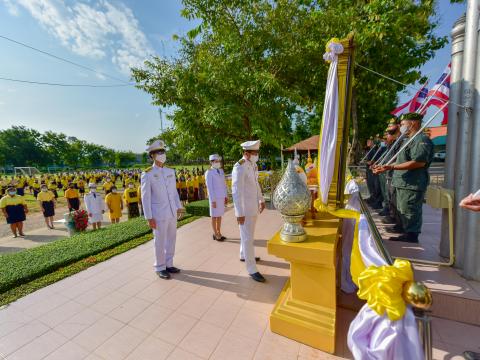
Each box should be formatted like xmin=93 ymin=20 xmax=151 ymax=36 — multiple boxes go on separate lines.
xmin=385 ymin=102 xmax=449 ymax=166
xmin=416 ymin=72 xmax=449 ymax=115
xmin=376 ymin=133 xmax=407 ymax=165
xmin=360 ymin=145 xmax=376 ymax=163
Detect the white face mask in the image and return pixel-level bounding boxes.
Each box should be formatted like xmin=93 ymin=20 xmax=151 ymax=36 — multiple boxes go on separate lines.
xmin=155 ymin=153 xmax=166 ymax=163
xmin=128 ymin=184 xmax=134 ymax=189
xmin=250 ymin=154 xmax=259 ymax=163
xmin=400 ymin=125 xmax=409 ymax=135
xmin=41 ymin=188 xmax=48 ymax=192
xmin=212 ymin=162 xmax=221 ymax=169
xmin=8 ymin=191 xmax=16 ymax=196
xmin=111 ymin=189 xmax=117 ymax=194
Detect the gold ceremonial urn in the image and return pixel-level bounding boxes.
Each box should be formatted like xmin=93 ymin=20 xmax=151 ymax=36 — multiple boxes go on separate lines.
xmin=273 ymin=159 xmax=311 ymax=243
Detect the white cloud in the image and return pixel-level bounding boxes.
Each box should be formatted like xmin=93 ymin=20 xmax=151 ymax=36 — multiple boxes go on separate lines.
xmin=4 ymin=0 xmax=154 ymax=75
xmin=2 ymin=0 xmax=19 ymax=15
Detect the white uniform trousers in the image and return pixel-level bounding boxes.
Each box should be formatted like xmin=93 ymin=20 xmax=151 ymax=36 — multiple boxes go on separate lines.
xmin=239 ymin=216 xmax=258 ymax=274
xmin=153 ymin=217 xmax=177 ymax=271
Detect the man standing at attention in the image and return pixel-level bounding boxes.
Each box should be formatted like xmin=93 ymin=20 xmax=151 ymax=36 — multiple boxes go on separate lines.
xmin=232 ymin=140 xmax=266 ymax=283
xmin=141 ymin=140 xmax=185 ymax=280
xmin=376 ymin=112 xmax=434 ymax=243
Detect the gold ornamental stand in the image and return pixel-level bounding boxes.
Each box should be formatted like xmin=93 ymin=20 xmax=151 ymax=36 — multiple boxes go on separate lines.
xmin=267 ymin=34 xmax=354 ymax=354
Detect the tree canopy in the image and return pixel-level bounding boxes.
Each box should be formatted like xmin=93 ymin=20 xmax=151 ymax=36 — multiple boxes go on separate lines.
xmin=0 ymin=126 xmax=139 ymax=169
xmin=132 ymin=0 xmax=447 ymax=163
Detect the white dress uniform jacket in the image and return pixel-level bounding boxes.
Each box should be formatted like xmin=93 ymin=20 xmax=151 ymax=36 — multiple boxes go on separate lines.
xmin=231 ymin=157 xmax=264 ymax=274
xmin=205 ymin=168 xmax=228 ymax=217
xmin=141 ymin=164 xmax=182 ymax=271
xmin=84 ymin=192 xmax=105 ymax=223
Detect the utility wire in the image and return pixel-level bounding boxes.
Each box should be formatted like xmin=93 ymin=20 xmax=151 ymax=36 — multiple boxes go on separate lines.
xmin=355 ymin=62 xmax=465 ymax=109
xmin=0 ymin=76 xmax=132 ymax=87
xmin=0 ymin=34 xmax=134 ymax=85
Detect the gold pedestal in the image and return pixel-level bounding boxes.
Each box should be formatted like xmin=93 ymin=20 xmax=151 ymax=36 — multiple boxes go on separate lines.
xmin=267 ymin=216 xmax=340 ymax=353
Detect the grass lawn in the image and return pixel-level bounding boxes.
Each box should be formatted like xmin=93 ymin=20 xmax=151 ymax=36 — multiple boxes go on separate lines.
xmin=0 ymin=214 xmax=200 ymax=306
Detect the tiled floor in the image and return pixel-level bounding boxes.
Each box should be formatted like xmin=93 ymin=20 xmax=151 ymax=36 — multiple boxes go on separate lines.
xmin=0 ymin=208 xmax=478 ymax=359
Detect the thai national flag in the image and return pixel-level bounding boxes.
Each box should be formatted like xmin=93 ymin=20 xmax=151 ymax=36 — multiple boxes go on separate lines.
xmin=423 ymin=63 xmax=451 ymax=124
xmin=391 ymin=83 xmax=429 ymax=117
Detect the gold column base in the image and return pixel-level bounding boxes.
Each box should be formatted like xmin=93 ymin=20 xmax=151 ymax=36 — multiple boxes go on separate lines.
xmin=268 ymin=217 xmax=341 ymax=354
xmin=270 ymin=279 xmax=335 ymax=353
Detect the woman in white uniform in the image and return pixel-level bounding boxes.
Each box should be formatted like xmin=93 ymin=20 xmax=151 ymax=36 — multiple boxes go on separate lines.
xmin=205 ymin=154 xmax=228 ymax=241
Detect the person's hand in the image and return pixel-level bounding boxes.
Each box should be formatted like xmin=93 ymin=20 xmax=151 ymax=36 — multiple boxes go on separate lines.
xmin=237 ymin=216 xmax=245 ymax=225
xmin=212 ymin=201 xmax=217 ymax=209
xmin=148 ymin=218 xmax=157 ymax=229
xmin=460 ymin=194 xmax=480 ymax=212
xmin=259 ymin=201 xmax=266 ymax=214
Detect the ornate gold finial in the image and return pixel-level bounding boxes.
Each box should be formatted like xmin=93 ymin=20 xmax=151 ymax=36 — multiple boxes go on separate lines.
xmin=402 ymin=281 xmax=433 ymax=310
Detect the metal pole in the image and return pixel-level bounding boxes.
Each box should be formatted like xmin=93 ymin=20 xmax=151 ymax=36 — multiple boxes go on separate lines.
xmin=158 ymin=108 xmax=164 ymax=133
xmin=454 ymin=0 xmax=479 ymax=270
xmin=377 ymin=133 xmax=407 ymax=165
xmin=359 ymin=145 xmax=376 ymax=163
xmin=463 ymin=1 xmax=480 ymax=279
xmin=440 ymin=14 xmax=466 ymax=257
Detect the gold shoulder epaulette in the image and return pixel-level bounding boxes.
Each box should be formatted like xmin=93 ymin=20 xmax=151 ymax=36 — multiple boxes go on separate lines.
xmin=238 ymin=159 xmax=245 ymax=165
xmin=144 ymin=166 xmax=152 ymax=173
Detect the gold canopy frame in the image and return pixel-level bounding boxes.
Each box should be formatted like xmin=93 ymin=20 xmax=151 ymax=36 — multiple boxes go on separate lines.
xmin=267 ymin=34 xmax=355 ymax=354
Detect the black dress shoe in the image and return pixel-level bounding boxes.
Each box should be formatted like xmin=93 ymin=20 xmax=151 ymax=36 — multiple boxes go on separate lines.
xmin=240 ymin=257 xmax=260 ymax=262
xmin=390 ymin=233 xmax=419 ymax=243
xmin=156 ymin=270 xmax=171 ymax=279
xmin=378 ymin=209 xmax=390 ymax=217
xmin=387 ymin=225 xmax=404 ymax=233
xmin=166 ymin=266 xmax=181 ymax=273
xmin=250 ymin=272 xmax=266 ymax=282
xmin=220 ymin=235 xmax=226 ymax=240
xmin=381 ymin=217 xmax=396 ymax=224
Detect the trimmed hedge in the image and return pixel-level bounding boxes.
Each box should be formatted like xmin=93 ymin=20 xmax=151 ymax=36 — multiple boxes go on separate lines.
xmin=0 ymin=215 xmax=200 ymax=306
xmin=185 ymin=200 xmax=210 ymax=217
xmin=0 ymin=215 xmax=194 ymax=294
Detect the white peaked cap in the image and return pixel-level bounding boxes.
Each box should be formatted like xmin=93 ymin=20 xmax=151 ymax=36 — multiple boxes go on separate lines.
xmin=240 ymin=140 xmax=261 ymax=150
xmin=146 ymin=139 xmax=166 ymax=153
xmin=209 ymin=154 xmax=221 ymax=161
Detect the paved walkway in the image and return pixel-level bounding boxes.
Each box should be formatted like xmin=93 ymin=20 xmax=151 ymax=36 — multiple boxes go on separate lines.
xmin=0 ymin=208 xmax=478 ymax=359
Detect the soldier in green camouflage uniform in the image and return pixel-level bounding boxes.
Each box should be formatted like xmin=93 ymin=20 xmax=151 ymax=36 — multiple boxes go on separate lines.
xmin=377 ymin=112 xmax=433 ymax=243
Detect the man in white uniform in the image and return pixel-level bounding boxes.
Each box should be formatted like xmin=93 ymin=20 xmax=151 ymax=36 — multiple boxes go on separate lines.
xmin=141 ymin=140 xmax=185 ymax=279
xmin=232 ymin=140 xmax=266 ymax=282
xmin=84 ymin=183 xmax=104 ymax=230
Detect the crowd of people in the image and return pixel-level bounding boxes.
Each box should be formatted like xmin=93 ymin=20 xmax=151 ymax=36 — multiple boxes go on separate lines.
xmin=363 ymin=112 xmax=434 ymax=244
xmin=0 ymin=167 xmax=211 ymax=238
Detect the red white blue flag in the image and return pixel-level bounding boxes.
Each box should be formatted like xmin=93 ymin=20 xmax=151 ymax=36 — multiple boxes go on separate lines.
xmin=423 ymin=63 xmax=450 ymax=124
xmin=391 ymin=83 xmax=429 ymax=117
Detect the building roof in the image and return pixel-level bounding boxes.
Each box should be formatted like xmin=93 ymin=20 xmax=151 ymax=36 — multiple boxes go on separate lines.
xmin=284 ymin=135 xmax=319 ymax=152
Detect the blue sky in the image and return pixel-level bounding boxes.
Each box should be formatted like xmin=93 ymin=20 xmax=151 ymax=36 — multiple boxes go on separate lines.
xmin=0 ymin=0 xmax=466 ymax=153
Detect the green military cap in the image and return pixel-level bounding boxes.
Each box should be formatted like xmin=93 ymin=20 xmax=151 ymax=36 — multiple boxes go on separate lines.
xmin=388 ymin=117 xmax=398 ymax=125
xmin=400 ymin=112 xmax=424 ymax=121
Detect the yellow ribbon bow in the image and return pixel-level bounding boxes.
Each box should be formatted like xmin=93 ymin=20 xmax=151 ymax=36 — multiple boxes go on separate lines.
xmin=357 ymin=259 xmax=414 ymax=321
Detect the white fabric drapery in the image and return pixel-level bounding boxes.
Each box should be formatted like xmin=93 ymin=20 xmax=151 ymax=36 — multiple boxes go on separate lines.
xmin=344 ymin=182 xmax=424 ymax=360
xmin=319 ymin=42 xmax=343 ymax=205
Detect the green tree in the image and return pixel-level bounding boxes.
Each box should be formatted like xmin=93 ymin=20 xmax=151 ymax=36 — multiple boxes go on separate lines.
xmin=115 ymin=151 xmax=137 ymax=167
xmin=133 ymin=0 xmax=447 ymax=164
xmin=0 ymin=126 xmax=48 ymax=166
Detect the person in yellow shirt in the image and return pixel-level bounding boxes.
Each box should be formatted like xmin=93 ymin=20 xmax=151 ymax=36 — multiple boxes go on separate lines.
xmin=105 ymin=186 xmax=123 ymax=223
xmin=77 ymin=178 xmax=86 ymax=195
xmin=37 ymin=184 xmax=56 ymax=229
xmin=193 ymin=172 xmax=200 ymax=201
xmin=123 ymin=183 xmax=140 ymax=219
xmin=198 ymin=171 xmax=206 ymax=200
xmin=47 ymin=179 xmax=58 ymax=198
xmin=0 ymin=186 xmax=28 ymax=237
xmin=64 ymin=183 xmax=81 ymax=211
xmin=137 ymin=184 xmax=143 ymax=216
xmin=31 ymin=179 xmax=41 ymax=198
xmin=103 ymin=177 xmax=114 ymax=195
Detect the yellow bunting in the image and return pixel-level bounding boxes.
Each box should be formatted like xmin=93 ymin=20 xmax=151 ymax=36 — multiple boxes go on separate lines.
xmin=357 ymin=259 xmax=414 ymax=321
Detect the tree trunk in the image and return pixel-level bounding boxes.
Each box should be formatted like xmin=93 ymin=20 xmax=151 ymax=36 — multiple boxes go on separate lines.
xmin=347 ymin=88 xmax=359 ymax=165
xmin=242 ymin=114 xmax=252 ymax=138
